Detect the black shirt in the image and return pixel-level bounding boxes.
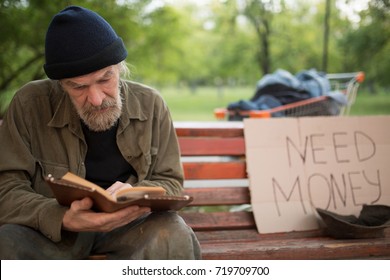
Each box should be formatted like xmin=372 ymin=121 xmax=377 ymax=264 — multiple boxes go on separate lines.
xmin=81 ymin=121 xmax=137 ymax=189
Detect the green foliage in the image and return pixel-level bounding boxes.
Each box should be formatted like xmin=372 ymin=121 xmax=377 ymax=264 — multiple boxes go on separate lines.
xmin=130 ymin=5 xmax=195 ymax=85
xmin=337 ymin=0 xmax=390 ymax=86
xmin=0 ymin=0 xmax=389 ymax=117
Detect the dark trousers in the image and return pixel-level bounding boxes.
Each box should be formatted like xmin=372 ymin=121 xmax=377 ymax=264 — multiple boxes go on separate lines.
xmin=0 ymin=212 xmax=201 ymax=260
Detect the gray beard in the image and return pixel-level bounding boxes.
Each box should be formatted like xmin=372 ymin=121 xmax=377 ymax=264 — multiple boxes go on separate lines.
xmin=79 ymin=98 xmax=122 ymax=132
xmin=72 ymin=87 xmax=123 ymax=132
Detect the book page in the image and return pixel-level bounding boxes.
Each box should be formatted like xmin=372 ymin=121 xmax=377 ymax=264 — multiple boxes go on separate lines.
xmin=61 ymin=172 xmax=166 ymax=202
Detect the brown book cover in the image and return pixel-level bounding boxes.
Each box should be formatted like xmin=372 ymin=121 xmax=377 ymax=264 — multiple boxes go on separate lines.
xmin=46 ymin=172 xmax=193 ymax=212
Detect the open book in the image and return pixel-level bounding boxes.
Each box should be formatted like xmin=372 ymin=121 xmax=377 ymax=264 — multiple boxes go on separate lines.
xmin=46 ymin=172 xmax=192 ymax=212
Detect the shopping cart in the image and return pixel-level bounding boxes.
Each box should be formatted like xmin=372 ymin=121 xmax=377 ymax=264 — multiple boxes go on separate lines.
xmin=214 ymin=71 xmax=365 ymax=120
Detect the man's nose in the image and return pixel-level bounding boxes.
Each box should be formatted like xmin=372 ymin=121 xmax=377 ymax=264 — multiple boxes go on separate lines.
xmin=87 ymin=85 xmax=105 ymax=106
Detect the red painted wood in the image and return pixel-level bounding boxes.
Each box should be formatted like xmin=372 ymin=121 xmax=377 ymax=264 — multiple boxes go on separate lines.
xmin=183 ymin=187 xmax=250 ymax=206
xmin=180 ymin=212 xmax=255 ymax=231
xmin=178 ymin=137 xmax=245 ymax=156
xmin=175 ymin=121 xmax=244 ymax=137
xmin=183 ymin=161 xmax=246 ymax=180
xmin=199 ymin=232 xmax=390 ymax=259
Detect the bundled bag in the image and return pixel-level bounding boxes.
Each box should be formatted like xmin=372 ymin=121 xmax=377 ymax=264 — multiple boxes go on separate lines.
xmin=227 ymin=69 xmax=347 ymax=120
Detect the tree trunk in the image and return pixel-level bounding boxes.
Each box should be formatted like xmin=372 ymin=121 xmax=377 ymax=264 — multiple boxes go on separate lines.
xmin=322 ymin=0 xmax=331 ymax=72
xmin=245 ymin=0 xmax=272 ymax=75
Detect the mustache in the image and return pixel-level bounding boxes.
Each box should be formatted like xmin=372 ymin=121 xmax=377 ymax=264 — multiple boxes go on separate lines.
xmin=83 ymin=98 xmax=116 ymax=113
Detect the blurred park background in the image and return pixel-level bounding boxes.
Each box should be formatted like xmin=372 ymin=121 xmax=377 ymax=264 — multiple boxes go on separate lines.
xmin=0 ymin=0 xmax=389 ymax=120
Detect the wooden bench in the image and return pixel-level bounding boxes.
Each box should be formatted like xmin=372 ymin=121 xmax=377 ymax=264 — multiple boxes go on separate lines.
xmin=1 ymin=119 xmax=389 ymax=259
xmin=176 ymin=121 xmax=390 ymax=260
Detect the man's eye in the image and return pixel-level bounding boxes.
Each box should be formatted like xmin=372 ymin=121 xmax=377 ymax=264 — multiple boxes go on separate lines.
xmin=74 ymin=85 xmax=86 ymax=90
xmin=98 ymin=79 xmax=110 ymax=84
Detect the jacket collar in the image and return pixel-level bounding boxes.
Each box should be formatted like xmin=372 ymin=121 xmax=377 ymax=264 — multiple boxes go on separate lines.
xmin=119 ymin=80 xmax=148 ymax=128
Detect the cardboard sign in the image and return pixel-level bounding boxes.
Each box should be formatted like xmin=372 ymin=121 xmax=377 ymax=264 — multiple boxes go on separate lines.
xmin=244 ymin=116 xmax=390 ymax=234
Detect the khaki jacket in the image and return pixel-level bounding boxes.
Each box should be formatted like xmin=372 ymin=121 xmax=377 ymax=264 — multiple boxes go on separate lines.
xmin=0 ymin=79 xmax=183 ymax=242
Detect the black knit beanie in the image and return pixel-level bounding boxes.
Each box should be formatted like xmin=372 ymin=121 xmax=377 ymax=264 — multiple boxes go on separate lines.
xmin=44 ymin=6 xmax=127 ymax=79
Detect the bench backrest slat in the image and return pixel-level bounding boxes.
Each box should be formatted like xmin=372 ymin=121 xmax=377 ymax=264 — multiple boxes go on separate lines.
xmin=180 ymin=212 xmax=255 ymax=231
xmin=175 ymin=122 xmax=244 ymax=138
xmin=178 ymin=137 xmax=245 ymax=156
xmin=183 ymin=162 xmax=246 ymax=180
xmin=183 ymin=187 xmax=250 ymax=206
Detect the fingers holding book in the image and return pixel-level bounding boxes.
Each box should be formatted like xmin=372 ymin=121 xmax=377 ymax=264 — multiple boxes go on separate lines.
xmin=62 ymin=197 xmax=151 ymax=232
xmin=106 ymin=181 xmax=133 ymax=198
xmin=47 ymin=172 xmax=192 ymax=212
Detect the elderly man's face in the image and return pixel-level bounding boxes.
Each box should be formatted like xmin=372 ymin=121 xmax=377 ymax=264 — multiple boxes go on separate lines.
xmin=61 ymin=65 xmax=122 ymax=131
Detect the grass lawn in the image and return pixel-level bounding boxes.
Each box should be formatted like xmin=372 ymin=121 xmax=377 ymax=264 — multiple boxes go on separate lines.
xmin=160 ymin=86 xmax=390 ymax=121
xmin=1 ymin=85 xmax=389 ymax=121
xmin=160 ymin=85 xmax=254 ymax=121
xmin=349 ymin=92 xmax=390 ymax=116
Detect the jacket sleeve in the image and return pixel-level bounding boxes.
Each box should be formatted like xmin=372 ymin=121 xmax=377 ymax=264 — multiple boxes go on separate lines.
xmin=0 ymin=94 xmax=67 ymax=242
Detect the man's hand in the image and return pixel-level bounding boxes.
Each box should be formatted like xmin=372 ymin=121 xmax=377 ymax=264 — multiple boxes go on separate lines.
xmin=62 ymin=196 xmax=151 ymax=232
xmin=106 ymin=181 xmax=133 ymax=198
